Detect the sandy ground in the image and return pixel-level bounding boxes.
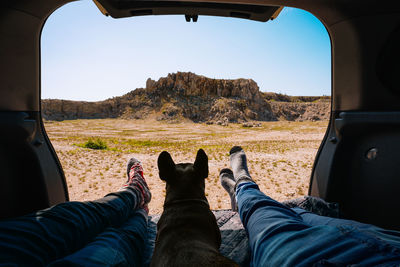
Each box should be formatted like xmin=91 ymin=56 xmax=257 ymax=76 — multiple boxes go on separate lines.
xmin=44 ymin=119 xmax=328 ymax=214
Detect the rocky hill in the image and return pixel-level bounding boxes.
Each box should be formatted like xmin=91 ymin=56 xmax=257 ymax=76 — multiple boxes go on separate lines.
xmin=42 ymin=72 xmax=330 ymax=123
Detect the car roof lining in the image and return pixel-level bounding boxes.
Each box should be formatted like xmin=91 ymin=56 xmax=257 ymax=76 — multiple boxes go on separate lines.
xmin=94 ymin=0 xmax=282 ymax=22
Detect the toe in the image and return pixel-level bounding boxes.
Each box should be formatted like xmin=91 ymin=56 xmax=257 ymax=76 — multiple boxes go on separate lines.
xmin=219 ymin=168 xmax=233 ymax=176
xmin=229 ymin=146 xmax=243 ymax=155
xmin=127 ymin=157 xmax=141 ymax=177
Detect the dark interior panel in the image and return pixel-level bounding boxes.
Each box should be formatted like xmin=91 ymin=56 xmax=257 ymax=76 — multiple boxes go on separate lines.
xmin=95 ymin=0 xmax=281 ymax=22
xmin=312 ymin=112 xmax=400 ymax=230
xmin=0 ymin=0 xmax=73 ymax=112
xmin=0 ymin=112 xmax=68 ymax=219
xmin=377 ymin=25 xmax=400 ymax=95
xmin=331 ymin=14 xmax=400 ymax=111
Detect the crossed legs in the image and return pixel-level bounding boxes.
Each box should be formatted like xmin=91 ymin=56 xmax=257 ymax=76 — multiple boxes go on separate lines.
xmin=0 ymin=157 xmax=151 ymax=266
xmin=220 ymin=146 xmax=400 ymax=266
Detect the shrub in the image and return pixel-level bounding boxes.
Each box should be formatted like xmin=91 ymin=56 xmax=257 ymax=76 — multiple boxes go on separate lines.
xmin=83 ymin=138 xmax=108 ymax=150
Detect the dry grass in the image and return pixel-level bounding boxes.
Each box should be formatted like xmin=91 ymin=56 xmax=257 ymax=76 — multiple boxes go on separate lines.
xmin=44 ymin=119 xmax=328 ymax=214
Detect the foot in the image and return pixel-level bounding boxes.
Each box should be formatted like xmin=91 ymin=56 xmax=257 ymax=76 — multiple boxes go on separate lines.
xmin=219 ymin=168 xmax=238 ymax=211
xmin=229 ymin=146 xmax=254 ymax=187
xmin=124 ymin=157 xmax=152 ymax=212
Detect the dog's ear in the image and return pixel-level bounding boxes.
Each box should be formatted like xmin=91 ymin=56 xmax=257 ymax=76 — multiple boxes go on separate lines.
xmin=194 ymin=149 xmax=208 ymax=179
xmin=158 ymin=151 xmax=176 ymax=182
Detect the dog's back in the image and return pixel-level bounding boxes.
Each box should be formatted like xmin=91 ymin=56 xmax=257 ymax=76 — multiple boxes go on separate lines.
xmin=150 ymin=150 xmax=238 ymax=267
xmin=152 ymin=201 xmax=234 ymax=266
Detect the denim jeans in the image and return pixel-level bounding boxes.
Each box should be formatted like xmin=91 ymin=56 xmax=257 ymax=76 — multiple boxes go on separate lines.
xmin=236 ymin=182 xmax=400 ymax=267
xmin=0 ymin=189 xmax=148 ymax=266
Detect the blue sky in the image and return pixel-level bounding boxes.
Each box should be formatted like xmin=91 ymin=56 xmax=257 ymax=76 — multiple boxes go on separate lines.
xmin=41 ymin=1 xmax=331 ymax=101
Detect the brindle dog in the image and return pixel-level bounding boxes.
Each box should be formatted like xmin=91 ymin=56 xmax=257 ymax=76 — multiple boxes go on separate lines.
xmin=151 ymin=149 xmax=238 ymax=267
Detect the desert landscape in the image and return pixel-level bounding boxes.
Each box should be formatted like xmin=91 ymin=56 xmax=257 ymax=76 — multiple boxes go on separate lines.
xmin=42 ymin=72 xmax=330 ymax=214
xmin=44 ymin=119 xmax=328 ymax=214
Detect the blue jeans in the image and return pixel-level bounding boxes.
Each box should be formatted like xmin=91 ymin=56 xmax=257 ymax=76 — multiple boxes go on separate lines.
xmin=0 ymin=189 xmax=148 ymax=266
xmin=237 ymin=182 xmax=400 ymax=266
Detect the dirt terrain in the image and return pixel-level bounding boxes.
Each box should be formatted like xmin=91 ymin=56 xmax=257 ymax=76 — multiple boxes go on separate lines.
xmin=45 ymin=119 xmax=328 ymax=214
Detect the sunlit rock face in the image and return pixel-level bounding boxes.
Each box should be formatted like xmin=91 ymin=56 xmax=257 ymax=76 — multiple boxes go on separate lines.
xmin=42 ymin=72 xmax=329 ymax=122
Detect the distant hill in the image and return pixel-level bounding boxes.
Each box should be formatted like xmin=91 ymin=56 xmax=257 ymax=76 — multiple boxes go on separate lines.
xmin=42 ymin=72 xmax=330 ymax=123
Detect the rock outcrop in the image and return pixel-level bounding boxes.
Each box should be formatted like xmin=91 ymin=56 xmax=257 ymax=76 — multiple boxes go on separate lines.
xmin=269 ymin=101 xmax=330 ymax=121
xmin=42 ymin=72 xmax=330 ymax=122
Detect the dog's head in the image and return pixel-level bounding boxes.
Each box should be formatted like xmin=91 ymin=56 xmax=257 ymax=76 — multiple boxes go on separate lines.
xmin=158 ymin=149 xmax=208 ymax=203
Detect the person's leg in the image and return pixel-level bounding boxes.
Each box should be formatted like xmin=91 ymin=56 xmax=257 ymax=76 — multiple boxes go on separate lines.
xmin=48 ymin=209 xmax=149 ymax=267
xmin=0 ymin=157 xmax=151 ymax=266
xmin=283 ymin=196 xmax=340 ymax=218
xmin=0 ymin=190 xmax=141 ymax=266
xmin=221 ymin=146 xmax=400 ymax=266
xmin=293 ymin=207 xmax=400 ymax=250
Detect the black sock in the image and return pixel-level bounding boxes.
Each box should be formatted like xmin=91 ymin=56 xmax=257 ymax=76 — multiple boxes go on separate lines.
xmin=229 ymin=146 xmax=253 ymax=184
xmin=219 ymin=168 xmax=238 ymax=211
